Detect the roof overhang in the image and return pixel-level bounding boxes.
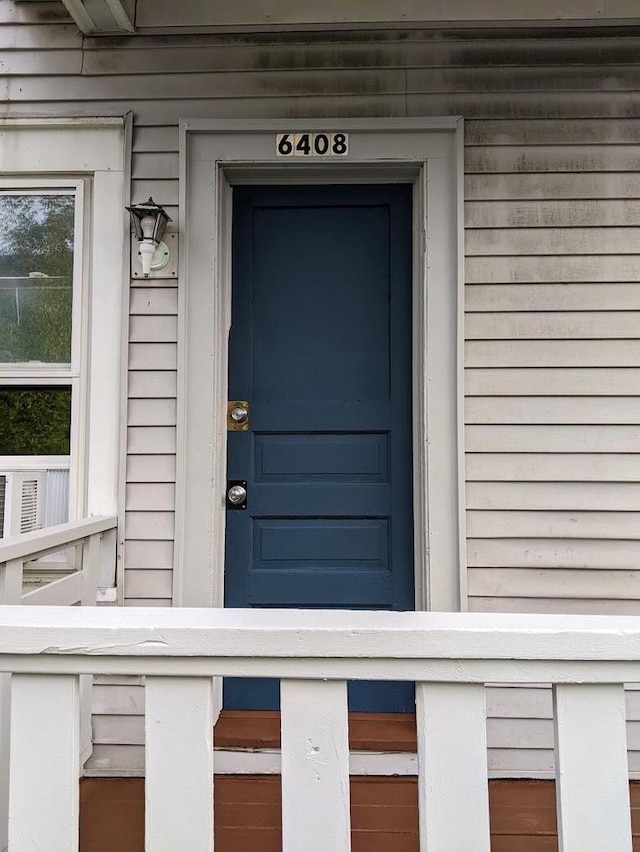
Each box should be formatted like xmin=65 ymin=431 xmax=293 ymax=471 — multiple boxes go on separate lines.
xmin=14 ymin=0 xmax=640 ymax=35
xmin=65 ymin=0 xmax=134 ymax=33
xmin=134 ymin=0 xmax=640 ymax=31
xmin=27 ymin=0 xmax=136 ymax=34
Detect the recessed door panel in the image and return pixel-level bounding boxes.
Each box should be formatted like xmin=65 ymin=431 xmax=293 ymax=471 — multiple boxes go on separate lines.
xmin=254 ymin=433 xmax=389 ymax=482
xmin=251 ymin=204 xmax=390 ymax=402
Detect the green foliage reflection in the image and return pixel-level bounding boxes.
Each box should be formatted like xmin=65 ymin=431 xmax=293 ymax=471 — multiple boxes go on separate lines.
xmin=0 ymin=388 xmax=71 ymax=455
xmin=0 ymin=195 xmax=74 ymax=363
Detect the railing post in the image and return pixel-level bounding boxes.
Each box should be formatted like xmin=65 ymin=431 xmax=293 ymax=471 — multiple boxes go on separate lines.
xmin=0 ymin=559 xmax=23 ymax=852
xmin=8 ymin=674 xmax=80 ymax=852
xmin=145 ymin=677 xmax=214 ymax=851
xmin=0 ymin=560 xmax=23 ymax=606
xmin=281 ymin=679 xmax=351 ymax=852
xmin=554 ymin=684 xmax=632 ymax=852
xmin=80 ymin=533 xmax=101 ymax=607
xmin=78 ymin=533 xmax=101 ymax=767
xmin=416 ymin=682 xmax=491 ymax=852
xmin=98 ymin=527 xmax=117 ymax=590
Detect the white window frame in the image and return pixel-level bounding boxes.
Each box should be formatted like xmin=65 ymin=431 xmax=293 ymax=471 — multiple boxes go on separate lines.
xmin=177 ymin=118 xmax=466 ymax=613
xmin=0 ymin=118 xmax=128 ymax=535
xmin=0 ymin=182 xmax=84 ymax=516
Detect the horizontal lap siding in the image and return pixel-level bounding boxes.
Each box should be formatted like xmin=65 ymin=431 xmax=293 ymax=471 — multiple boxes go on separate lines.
xmin=464 ymin=106 xmax=640 ymax=633
xmin=126 ymin=281 xmax=176 ymax=606
xmin=6 ymin=9 xmax=640 ymax=778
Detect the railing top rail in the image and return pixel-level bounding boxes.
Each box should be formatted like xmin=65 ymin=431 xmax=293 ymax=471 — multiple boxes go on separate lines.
xmin=0 ymin=516 xmax=117 ymax=563
xmin=0 ymin=607 xmax=639 ymax=670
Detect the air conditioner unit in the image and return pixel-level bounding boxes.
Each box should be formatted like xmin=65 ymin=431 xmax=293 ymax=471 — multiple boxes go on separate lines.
xmin=0 ymin=471 xmax=46 ymax=539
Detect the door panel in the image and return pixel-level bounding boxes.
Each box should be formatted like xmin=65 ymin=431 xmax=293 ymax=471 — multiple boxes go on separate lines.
xmin=225 ymin=184 xmax=414 ymax=711
xmin=250 ymin=202 xmax=390 ymax=402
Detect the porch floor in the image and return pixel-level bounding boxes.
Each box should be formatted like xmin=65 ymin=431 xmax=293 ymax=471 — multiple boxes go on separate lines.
xmin=80 ymin=776 xmax=639 ymax=852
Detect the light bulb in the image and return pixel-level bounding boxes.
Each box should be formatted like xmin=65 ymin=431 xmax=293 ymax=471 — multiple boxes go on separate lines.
xmin=140 ymin=215 xmax=156 ymax=240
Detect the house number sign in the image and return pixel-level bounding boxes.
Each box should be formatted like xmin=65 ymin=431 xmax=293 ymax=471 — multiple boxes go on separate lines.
xmin=276 ymin=132 xmax=349 ymax=157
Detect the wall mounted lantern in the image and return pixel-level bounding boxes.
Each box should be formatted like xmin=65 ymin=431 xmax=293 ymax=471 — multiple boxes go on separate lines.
xmin=126 ymin=197 xmax=172 ymax=278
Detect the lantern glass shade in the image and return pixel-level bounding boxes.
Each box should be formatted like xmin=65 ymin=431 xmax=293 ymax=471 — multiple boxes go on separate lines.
xmin=126 ymin=197 xmax=171 ymax=244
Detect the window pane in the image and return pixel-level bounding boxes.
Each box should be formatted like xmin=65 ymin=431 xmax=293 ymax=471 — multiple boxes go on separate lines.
xmin=0 ymin=194 xmax=74 ymax=364
xmin=0 ymin=387 xmax=71 ymax=455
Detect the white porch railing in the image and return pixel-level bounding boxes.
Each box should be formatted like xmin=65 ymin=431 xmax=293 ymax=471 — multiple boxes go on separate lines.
xmin=0 ymin=608 xmax=638 ymax=851
xmin=0 ymin=518 xmax=118 ymax=852
xmin=0 ymin=516 xmax=118 ymax=605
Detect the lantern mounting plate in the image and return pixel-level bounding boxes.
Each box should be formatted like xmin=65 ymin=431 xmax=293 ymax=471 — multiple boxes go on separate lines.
xmin=131 ymin=232 xmax=178 ymax=279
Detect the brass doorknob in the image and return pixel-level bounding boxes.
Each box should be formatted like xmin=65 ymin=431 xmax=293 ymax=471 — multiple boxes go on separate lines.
xmin=230 ymin=405 xmax=248 ymax=424
xmin=227 ymin=401 xmax=249 ymax=431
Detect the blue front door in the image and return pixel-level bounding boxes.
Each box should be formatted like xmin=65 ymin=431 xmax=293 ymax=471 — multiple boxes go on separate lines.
xmin=225 ymin=184 xmax=414 ymax=711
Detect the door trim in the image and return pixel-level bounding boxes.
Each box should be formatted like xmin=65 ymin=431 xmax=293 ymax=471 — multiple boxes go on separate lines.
xmin=176 ymin=118 xmax=466 ymax=615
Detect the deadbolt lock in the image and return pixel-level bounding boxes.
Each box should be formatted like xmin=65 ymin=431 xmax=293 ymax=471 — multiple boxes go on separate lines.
xmin=226 ymin=480 xmax=248 ymax=510
xmin=227 ymin=401 xmax=249 ymax=431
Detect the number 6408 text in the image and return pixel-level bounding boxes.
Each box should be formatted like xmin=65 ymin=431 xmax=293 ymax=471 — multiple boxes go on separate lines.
xmin=276 ymin=132 xmax=349 ymax=157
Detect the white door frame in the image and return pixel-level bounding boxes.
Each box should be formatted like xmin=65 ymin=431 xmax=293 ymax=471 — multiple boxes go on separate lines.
xmin=176 ymin=118 xmax=466 ymax=613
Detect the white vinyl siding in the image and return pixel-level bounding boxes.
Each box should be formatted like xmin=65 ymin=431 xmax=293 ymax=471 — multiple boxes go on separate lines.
xmin=464 ymin=118 xmax=640 ymax=623
xmin=125 ymin=284 xmax=177 ymax=604
xmin=6 ymin=5 xmax=640 ymax=777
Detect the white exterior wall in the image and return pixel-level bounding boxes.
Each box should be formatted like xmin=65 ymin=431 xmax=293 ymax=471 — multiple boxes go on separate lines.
xmin=4 ymin=2 xmax=640 ymax=777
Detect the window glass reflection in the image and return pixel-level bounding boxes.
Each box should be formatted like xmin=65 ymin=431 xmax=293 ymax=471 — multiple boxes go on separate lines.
xmin=0 ymin=387 xmax=71 ymax=455
xmin=0 ymin=194 xmax=74 ymax=364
